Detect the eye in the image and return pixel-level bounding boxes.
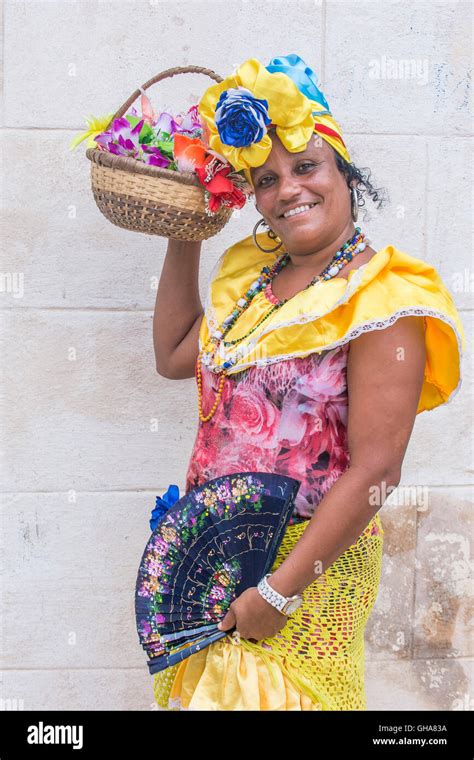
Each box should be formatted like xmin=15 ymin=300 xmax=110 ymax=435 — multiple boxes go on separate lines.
xmin=257 ymin=162 xmax=318 ymax=187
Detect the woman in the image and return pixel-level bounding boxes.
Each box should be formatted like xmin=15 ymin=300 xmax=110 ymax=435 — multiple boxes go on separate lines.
xmin=152 ymin=55 xmax=465 ymax=710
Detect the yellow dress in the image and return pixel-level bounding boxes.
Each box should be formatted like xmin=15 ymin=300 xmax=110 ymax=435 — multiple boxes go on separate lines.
xmin=152 ymin=233 xmax=465 ymax=711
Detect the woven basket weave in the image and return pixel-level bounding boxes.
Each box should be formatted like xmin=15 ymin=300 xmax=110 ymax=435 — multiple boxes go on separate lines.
xmin=86 ymin=65 xmax=234 ymax=241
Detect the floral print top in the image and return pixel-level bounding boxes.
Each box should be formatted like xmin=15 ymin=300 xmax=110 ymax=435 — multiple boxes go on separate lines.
xmin=185 ymin=342 xmax=352 ymax=523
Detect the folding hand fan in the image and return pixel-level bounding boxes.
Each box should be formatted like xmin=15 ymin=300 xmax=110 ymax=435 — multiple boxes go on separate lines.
xmin=135 ymin=471 xmax=301 ymax=674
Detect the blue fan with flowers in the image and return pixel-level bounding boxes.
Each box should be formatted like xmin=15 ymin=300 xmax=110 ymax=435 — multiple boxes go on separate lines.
xmin=135 ymin=471 xmax=301 ymax=674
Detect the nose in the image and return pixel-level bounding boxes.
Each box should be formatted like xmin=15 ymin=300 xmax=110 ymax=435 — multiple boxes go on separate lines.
xmin=273 ymin=173 xmax=308 ymax=214
xmin=277 ymin=172 xmax=305 ymax=196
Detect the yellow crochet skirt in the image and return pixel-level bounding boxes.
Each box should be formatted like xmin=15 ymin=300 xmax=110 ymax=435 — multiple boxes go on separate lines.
xmin=153 ymin=512 xmax=384 ymax=711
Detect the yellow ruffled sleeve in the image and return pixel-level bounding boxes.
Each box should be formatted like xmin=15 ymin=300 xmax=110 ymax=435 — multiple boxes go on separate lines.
xmin=345 ymin=247 xmax=466 ymax=414
xmin=199 ymin=235 xmax=466 ymax=416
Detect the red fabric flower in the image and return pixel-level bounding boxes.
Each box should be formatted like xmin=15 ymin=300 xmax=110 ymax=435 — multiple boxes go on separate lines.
xmin=195 ymin=156 xmax=247 ymax=213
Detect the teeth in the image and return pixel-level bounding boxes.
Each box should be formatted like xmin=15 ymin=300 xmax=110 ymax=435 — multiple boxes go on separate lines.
xmin=282 ymin=203 xmax=316 ymax=218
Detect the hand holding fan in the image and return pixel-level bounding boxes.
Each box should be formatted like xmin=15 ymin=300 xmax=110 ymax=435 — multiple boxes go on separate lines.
xmin=135 ymin=471 xmax=301 ymax=674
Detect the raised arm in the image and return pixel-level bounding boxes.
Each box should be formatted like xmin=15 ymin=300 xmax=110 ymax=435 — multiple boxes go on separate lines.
xmin=153 ymin=238 xmax=203 ymax=379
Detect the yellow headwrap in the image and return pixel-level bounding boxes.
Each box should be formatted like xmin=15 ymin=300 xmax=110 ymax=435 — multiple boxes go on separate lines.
xmin=198 ymin=54 xmax=351 ymax=192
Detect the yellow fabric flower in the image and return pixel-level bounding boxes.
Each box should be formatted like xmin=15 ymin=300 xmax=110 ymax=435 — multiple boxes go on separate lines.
xmin=198 ymin=58 xmax=316 ymax=173
xmin=68 ymin=113 xmax=115 ymax=151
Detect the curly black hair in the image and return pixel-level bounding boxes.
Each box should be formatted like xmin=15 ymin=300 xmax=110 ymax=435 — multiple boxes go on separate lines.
xmin=333 ymin=149 xmax=389 ymax=213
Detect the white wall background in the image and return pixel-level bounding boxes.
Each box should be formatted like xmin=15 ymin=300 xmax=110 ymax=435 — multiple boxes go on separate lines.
xmin=1 ymin=0 xmax=472 ymax=711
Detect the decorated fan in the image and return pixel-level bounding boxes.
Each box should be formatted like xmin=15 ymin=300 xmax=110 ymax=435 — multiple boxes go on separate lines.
xmin=135 ymin=471 xmax=301 ymax=674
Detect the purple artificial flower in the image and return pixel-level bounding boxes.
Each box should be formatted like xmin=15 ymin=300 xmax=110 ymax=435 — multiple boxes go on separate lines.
xmin=141 ymin=144 xmax=171 ymax=167
xmin=175 ymin=104 xmax=203 ymax=134
xmin=154 ymin=105 xmax=203 ymax=138
xmin=94 ymin=116 xmax=144 ymax=157
xmin=94 ymin=115 xmax=173 ymax=167
xmin=154 ymin=111 xmax=176 ymax=137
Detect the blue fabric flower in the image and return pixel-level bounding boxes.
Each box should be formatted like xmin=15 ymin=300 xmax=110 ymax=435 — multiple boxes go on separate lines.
xmin=215 ymin=86 xmax=272 ymax=148
xmin=149 ymin=484 xmax=180 ymax=532
xmin=265 ymin=54 xmax=332 ymax=116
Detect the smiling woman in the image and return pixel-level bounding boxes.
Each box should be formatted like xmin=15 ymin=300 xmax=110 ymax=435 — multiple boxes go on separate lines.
xmin=152 ymin=53 xmax=466 ymax=711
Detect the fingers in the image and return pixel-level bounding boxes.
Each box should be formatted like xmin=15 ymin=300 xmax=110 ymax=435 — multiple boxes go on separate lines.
xmin=217 ymin=607 xmax=236 ymax=631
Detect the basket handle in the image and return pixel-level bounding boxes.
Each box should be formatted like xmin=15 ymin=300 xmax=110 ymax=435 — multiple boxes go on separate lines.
xmin=109 ymin=65 xmax=224 ymax=124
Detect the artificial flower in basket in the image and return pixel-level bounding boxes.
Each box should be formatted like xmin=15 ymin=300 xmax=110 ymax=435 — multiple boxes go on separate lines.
xmin=69 ymin=65 xmax=254 ymax=241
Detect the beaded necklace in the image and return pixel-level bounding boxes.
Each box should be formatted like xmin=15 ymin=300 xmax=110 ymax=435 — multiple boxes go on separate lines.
xmin=196 ymin=227 xmax=367 ymax=422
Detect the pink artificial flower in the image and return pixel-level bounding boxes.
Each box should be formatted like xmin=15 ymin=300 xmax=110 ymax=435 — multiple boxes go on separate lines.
xmin=139 ymin=87 xmax=157 ymax=127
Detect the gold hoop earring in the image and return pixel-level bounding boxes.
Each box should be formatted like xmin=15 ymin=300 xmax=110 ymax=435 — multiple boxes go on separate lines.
xmin=252 ymin=218 xmax=283 ymax=253
xmin=350 ymin=186 xmax=359 ymax=222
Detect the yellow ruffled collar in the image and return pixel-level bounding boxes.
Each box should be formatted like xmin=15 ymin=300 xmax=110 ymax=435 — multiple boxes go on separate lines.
xmin=201 ymin=234 xmax=390 ymax=348
xmin=198 ymin=233 xmax=465 ymax=414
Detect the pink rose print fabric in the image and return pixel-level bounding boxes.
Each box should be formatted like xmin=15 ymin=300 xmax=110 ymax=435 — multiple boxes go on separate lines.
xmin=185 ymin=343 xmax=354 ymax=523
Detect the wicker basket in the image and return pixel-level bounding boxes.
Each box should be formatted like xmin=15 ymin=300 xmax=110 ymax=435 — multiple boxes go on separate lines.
xmin=86 ymin=65 xmax=234 ymax=241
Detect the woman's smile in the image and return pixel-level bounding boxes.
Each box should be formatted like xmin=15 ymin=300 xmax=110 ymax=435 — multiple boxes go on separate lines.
xmin=279 ymin=201 xmax=321 ymax=223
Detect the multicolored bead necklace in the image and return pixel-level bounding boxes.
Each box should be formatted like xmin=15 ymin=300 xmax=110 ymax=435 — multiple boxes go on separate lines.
xmin=196 ymin=227 xmax=368 ymax=422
